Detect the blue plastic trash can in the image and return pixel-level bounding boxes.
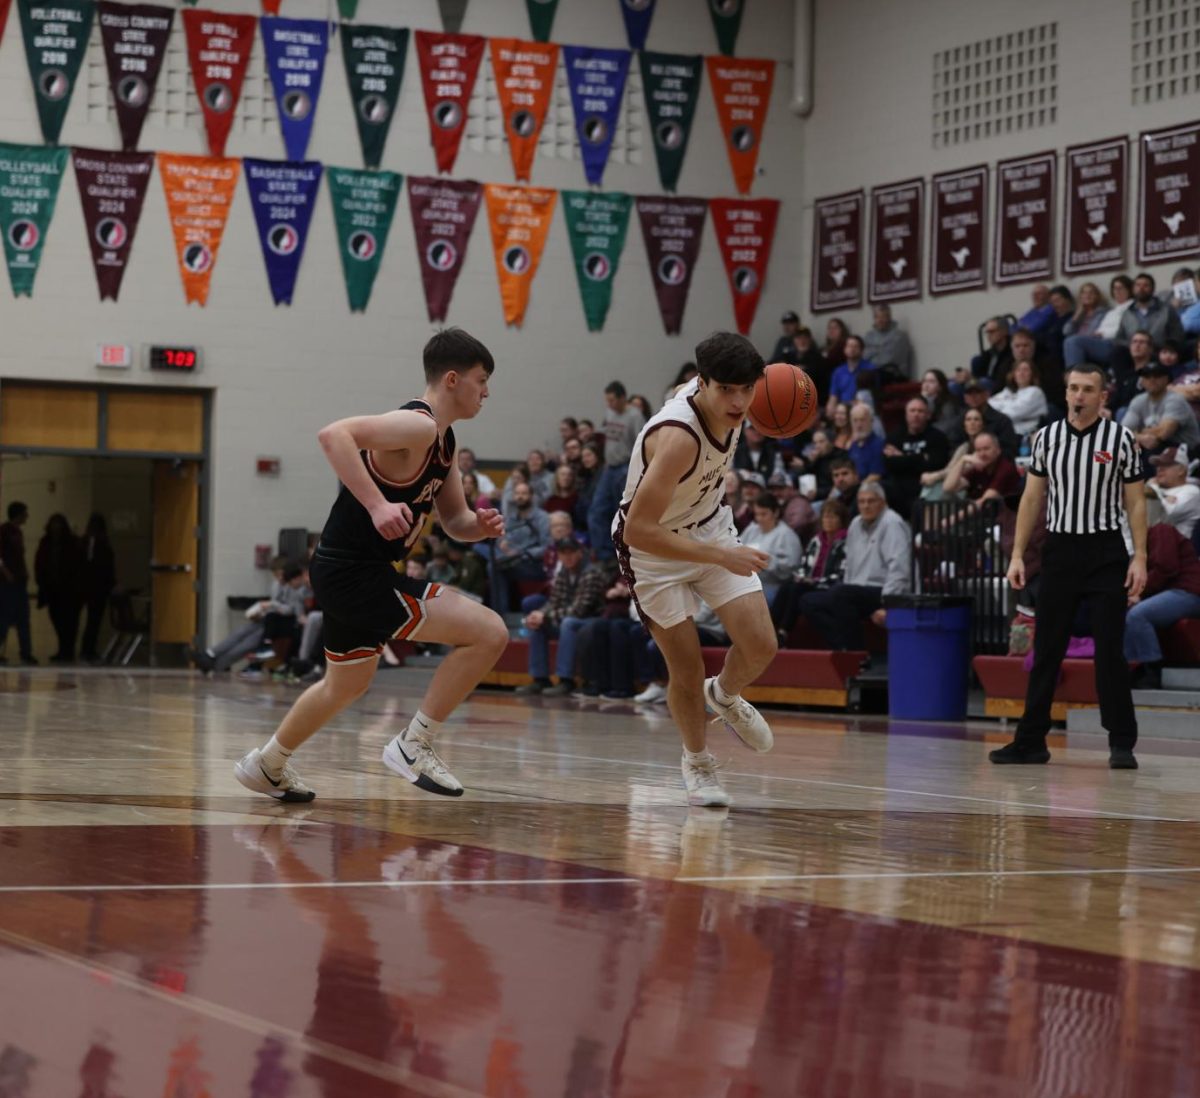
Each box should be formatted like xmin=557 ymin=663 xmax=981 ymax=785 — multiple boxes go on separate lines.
xmin=884 ymin=595 xmax=973 ymax=721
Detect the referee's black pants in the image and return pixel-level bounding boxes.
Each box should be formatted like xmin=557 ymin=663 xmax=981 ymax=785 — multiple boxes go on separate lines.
xmin=1016 ymin=532 xmax=1137 ymax=750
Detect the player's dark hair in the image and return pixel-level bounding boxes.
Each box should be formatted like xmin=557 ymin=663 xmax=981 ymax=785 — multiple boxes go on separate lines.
xmin=424 ymin=328 xmax=495 ymax=382
xmin=6 ymin=501 xmax=27 ymax=521
xmin=694 ymin=331 xmax=765 ymax=386
xmin=752 ymin=492 xmax=781 ymax=515
xmin=829 ymin=456 xmax=857 ymax=474
xmin=605 ymin=380 xmax=627 ymax=398
xmin=281 ymin=561 xmax=305 ymax=582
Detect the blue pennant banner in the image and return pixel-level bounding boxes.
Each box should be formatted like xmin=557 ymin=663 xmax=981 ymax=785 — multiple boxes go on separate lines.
xmin=562 ymin=45 xmax=631 ymax=187
xmin=262 ymin=17 xmax=330 ymax=162
xmin=244 ymin=158 xmax=324 ymax=306
xmin=618 ymin=0 xmax=656 ymax=51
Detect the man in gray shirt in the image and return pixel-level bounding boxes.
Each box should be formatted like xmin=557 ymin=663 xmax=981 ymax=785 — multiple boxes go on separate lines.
xmin=587 ymin=380 xmax=646 ymax=557
xmin=799 ymin=482 xmax=911 ymax=650
xmin=863 ymin=304 xmax=913 ymax=376
xmin=1123 ymin=362 xmax=1200 ymax=463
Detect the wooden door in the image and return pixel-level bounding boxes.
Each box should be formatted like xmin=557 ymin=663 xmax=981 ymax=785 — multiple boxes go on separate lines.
xmin=152 ymin=461 xmax=199 ymax=645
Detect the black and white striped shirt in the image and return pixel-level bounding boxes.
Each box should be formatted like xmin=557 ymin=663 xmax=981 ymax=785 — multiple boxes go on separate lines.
xmin=1029 ymin=417 xmax=1140 ymax=534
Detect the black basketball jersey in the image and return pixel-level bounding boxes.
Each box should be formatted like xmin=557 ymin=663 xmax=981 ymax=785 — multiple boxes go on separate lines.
xmin=317 ymin=399 xmax=456 ymax=565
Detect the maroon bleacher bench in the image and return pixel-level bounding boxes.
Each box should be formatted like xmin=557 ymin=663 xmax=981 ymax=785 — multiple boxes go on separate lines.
xmin=1161 ymin=618 xmax=1200 ymax=666
xmin=973 ymin=655 xmax=1098 ymax=721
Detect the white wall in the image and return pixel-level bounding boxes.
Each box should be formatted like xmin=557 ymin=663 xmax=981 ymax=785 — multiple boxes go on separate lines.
xmin=0 ymin=0 xmax=803 ymax=639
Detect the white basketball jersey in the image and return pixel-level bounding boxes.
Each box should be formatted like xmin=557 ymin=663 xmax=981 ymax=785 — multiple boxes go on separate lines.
xmin=617 ymin=379 xmax=740 ymax=533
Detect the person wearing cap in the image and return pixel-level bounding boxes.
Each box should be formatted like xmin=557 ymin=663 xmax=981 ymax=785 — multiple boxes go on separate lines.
xmin=1145 ymin=445 xmax=1200 ymax=539
xmin=770 ymin=311 xmax=802 ymax=364
xmin=1124 ymin=521 xmax=1200 ymax=689
xmin=1122 ymin=357 xmax=1200 ymax=463
xmin=767 ymin=470 xmax=816 ymax=539
xmin=734 ymin=422 xmax=785 ymax=480
xmin=950 ymin=380 xmax=1019 ymax=458
xmin=863 ymin=304 xmax=913 ymax=377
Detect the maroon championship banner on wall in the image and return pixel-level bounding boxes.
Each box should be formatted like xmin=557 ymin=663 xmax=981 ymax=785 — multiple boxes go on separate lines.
xmin=709 ymin=197 xmax=779 ymax=335
xmin=98 ymin=2 xmax=174 ymax=152
xmin=1138 ymin=121 xmax=1200 ymax=265
xmin=1063 ymin=137 xmax=1127 ymax=275
xmin=72 ymin=147 xmax=154 ymax=301
xmin=993 ymin=151 xmax=1055 ymax=285
xmin=637 ymin=195 xmax=707 ymax=335
xmin=810 ymin=189 xmax=862 ymax=312
xmin=868 ymin=178 xmax=922 ymax=304
xmin=930 ymin=165 xmax=987 ymax=296
xmin=407 ymin=175 xmax=482 ymax=322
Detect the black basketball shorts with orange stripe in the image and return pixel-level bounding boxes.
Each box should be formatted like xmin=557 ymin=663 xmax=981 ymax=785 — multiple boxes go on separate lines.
xmin=309 ymin=549 xmax=442 ymax=666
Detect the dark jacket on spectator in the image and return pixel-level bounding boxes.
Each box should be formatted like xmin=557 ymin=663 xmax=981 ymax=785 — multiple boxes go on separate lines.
xmin=884 ymin=425 xmax=951 ymax=517
xmin=734 ymin=436 xmax=783 ymax=478
xmin=1118 ymin=296 xmax=1184 ymax=348
xmin=799 ymin=529 xmax=847 ymax=585
xmin=0 ymin=521 xmax=28 ymax=587
xmin=1144 ymin=522 xmax=1200 ymax=597
xmin=949 ymin=405 xmax=1019 ymax=458
xmin=971 ymin=342 xmax=1014 ymax=387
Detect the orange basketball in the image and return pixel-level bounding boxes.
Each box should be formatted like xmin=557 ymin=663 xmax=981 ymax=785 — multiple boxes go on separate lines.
xmin=747 ymin=363 xmax=819 ymax=438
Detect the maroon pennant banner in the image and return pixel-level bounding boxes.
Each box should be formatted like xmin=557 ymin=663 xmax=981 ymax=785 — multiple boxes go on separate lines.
xmin=810 ymin=189 xmax=862 ymax=313
xmin=868 ymin=178 xmax=922 ymax=304
xmin=1138 ymin=121 xmax=1200 ymax=265
xmin=1063 ymin=137 xmax=1127 ymax=275
xmin=993 ymin=150 xmax=1055 ymax=285
xmin=72 ymin=147 xmax=155 ymax=301
xmin=637 ymin=195 xmax=707 ymax=335
xmin=929 ymin=165 xmax=987 ymax=296
xmin=407 ymin=175 xmax=482 ymax=322
xmin=98 ymin=2 xmax=174 ymax=152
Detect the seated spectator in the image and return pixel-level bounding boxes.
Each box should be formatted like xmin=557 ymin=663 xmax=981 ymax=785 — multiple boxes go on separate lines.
xmin=771 ymin=497 xmax=849 ymax=644
xmin=825 ymin=457 xmax=862 ymax=520
xmin=1111 ymin=329 xmax=1156 ymax=415
xmin=883 ymin=397 xmax=951 ymax=519
xmin=558 ymin=416 xmax=579 ymax=449
xmin=738 ymin=471 xmax=767 ymax=531
xmin=1158 ymin=339 xmax=1191 ymax=381
xmin=630 ymin=394 xmax=654 ymax=421
xmin=1065 ymin=274 xmax=1133 ymax=368
xmin=788 ymin=427 xmax=845 ymax=500
xmin=1040 ymin=284 xmax=1075 ymax=366
xmin=1171 ymin=356 xmax=1200 ymax=422
xmin=799 ymin=483 xmax=911 ymax=651
xmin=767 ymin=470 xmax=817 ymax=539
xmin=823 ymin=316 xmax=849 ymax=369
xmin=1165 ymin=266 xmax=1196 ymax=310
xmin=734 ymin=422 xmax=785 ymax=479
xmin=827 ymin=335 xmax=876 ymax=417
xmin=941 ymin=431 xmax=1023 ymax=524
xmin=543 ymin=463 xmax=579 ymax=517
xmin=989 ymin=359 xmax=1050 ymax=438
xmin=1123 ymin=361 xmax=1200 ymax=460
xmin=1118 ymin=272 xmax=1184 ymax=362
xmin=192 ymin=558 xmax=305 ymax=673
xmin=1178 ymin=272 xmax=1200 ymax=337
xmin=445 ymin=538 xmax=487 ymax=601
xmin=576 ymin=578 xmax=657 ymax=700
xmin=740 ymin=493 xmax=803 ymax=605
xmin=1064 ymin=280 xmax=1109 ymax=341
xmin=425 ymin=547 xmax=455 ymax=585
xmin=863 ymin=304 xmax=913 ymax=377
xmin=526 ymin=449 xmax=554 ymax=504
xmin=921 ymin=369 xmax=961 ymax=436
xmin=574 ymin=440 xmax=602 ymax=526
xmin=951 ymin=380 xmax=1019 ymax=457
xmin=500 ymin=463 xmax=530 ymax=510
xmin=577 ymin=418 xmax=597 ymax=446
xmin=830 ymin=402 xmax=853 ymax=450
xmin=1145 ymin=445 xmax=1200 ymax=538
xmin=460 ymin=471 xmax=494 ymax=512
xmin=1017 ymin=282 xmax=1055 ymax=336
xmin=457 ymin=446 xmax=496 ymax=497
xmin=965 ymin=316 xmax=1013 ymax=391
xmin=559 ymin=436 xmax=584 ymax=472
xmin=662 ymin=361 xmax=698 ymax=405
xmin=770 ymin=309 xmax=802 ymax=362
xmin=1007 ymin=325 xmax=1061 ymax=402
xmin=846 ymin=401 xmax=886 ymax=480
xmin=492 ymin=480 xmax=551 ymax=611
xmin=722 ymin=469 xmax=751 ymax=531
xmin=543 ymin=510 xmax=587 ymax=576
xmin=922 ymin=407 xmax=985 ymax=501
xmin=1125 ymin=521 xmax=1200 ymax=688
xmin=791 ymin=325 xmax=832 ymax=404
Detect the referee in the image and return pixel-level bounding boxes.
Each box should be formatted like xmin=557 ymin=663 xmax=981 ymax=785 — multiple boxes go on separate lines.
xmin=990 ymin=362 xmax=1148 ymax=770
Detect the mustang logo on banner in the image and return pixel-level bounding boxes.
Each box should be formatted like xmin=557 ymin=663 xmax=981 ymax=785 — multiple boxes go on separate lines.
xmin=72 ymin=147 xmax=154 ymax=301
xmin=182 ymin=9 xmax=258 ymax=158
xmin=709 ymin=197 xmax=779 ymax=335
xmin=706 ymin=56 xmax=773 ymax=194
xmin=640 ymin=51 xmax=702 ymax=193
xmin=262 ymin=17 xmax=330 ymax=162
xmin=17 ymin=0 xmax=96 ymax=145
xmin=490 ymin=38 xmax=559 ymax=182
xmin=415 ymin=31 xmax=485 ymax=175
xmin=562 ymin=45 xmax=631 ymax=187
xmin=562 ymin=190 xmax=632 ymax=332
xmin=637 ymin=195 xmax=708 ymax=335
xmin=341 ymin=23 xmax=408 ymax=170
xmin=484 ymin=183 xmax=556 ymax=327
xmin=243 ymin=158 xmax=323 ymax=306
xmin=619 ymin=0 xmax=656 ymax=51
xmin=0 ymin=143 xmax=68 ymax=297
xmin=97 ymin=2 xmax=174 ymax=152
xmin=158 ymin=152 xmax=239 ymax=306
xmin=328 ymin=167 xmax=401 ymax=313
xmin=408 ymin=176 xmax=482 ymax=322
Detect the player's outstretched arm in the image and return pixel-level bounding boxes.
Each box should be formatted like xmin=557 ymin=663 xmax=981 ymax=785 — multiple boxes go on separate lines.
xmin=434 ymin=462 xmax=504 ymax=543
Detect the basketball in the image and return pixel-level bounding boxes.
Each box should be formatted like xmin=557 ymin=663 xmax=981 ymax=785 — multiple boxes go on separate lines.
xmin=747 ymin=363 xmax=819 ymax=438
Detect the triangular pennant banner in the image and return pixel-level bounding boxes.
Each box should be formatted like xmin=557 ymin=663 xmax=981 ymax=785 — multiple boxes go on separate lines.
xmin=562 ymin=190 xmax=632 ymax=332
xmin=636 ymin=195 xmax=707 ymax=335
xmin=483 ymin=183 xmax=556 ymax=327
xmin=563 ymin=45 xmax=631 ymax=187
xmin=0 ymin=144 xmax=68 ymax=297
xmin=262 ymin=17 xmax=329 ymax=161
xmin=328 ymin=166 xmax=401 ymax=313
xmin=243 ymin=158 xmax=323 ymax=306
xmin=708 ymin=0 xmax=743 ymax=55
xmin=337 ymin=0 xmax=357 ymax=18
xmin=0 ymin=1 xmax=11 ymax=47
xmin=640 ymin=52 xmax=702 ymax=192
xmin=158 ymin=152 xmax=239 ymax=306
xmin=98 ymin=3 xmax=174 ymax=152
xmin=18 ymin=0 xmax=96 ymax=145
xmin=415 ymin=31 xmax=485 ymax=175
xmin=408 ymin=176 xmax=482 ymax=322
xmin=72 ymin=147 xmax=154 ymax=302
xmin=706 ymin=56 xmax=773 ymax=194
xmin=182 ymin=9 xmax=258 ymax=157
xmin=524 ymin=0 xmax=558 ymax=42
xmin=437 ymin=0 xmax=468 ymax=34
xmin=709 ymin=197 xmax=779 ymax=335
xmin=341 ymin=24 xmax=408 ymax=169
xmin=489 ymin=38 xmax=559 ymax=182
xmin=618 ymin=0 xmax=656 ymax=51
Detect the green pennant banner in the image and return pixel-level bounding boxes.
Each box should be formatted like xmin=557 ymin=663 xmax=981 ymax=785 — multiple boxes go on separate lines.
xmin=562 ymin=190 xmax=631 ymax=332
xmin=437 ymin=0 xmax=467 ymax=34
xmin=525 ymin=0 xmax=558 ymax=42
xmin=341 ymin=23 xmax=409 ymax=169
xmin=18 ymin=0 xmax=96 ymax=145
xmin=328 ymin=166 xmax=402 ymax=313
xmin=337 ymin=0 xmax=357 ymax=17
xmin=639 ymin=51 xmax=702 ymax=193
xmin=708 ymin=0 xmax=743 ymax=55
xmin=0 ymin=144 xmax=68 ymax=297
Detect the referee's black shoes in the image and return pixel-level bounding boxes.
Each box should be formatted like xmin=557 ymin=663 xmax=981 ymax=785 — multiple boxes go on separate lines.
xmin=1109 ymin=748 xmax=1139 ymax=770
xmin=988 ymin=742 xmax=1051 ymax=765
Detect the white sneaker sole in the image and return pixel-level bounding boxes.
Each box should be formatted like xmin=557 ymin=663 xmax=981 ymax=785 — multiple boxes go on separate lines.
xmin=703 ymin=678 xmax=774 ymax=753
xmin=233 ymin=755 xmax=315 ymax=803
xmin=382 ymin=739 xmax=464 ymax=798
xmin=686 ymin=788 xmax=732 ymax=808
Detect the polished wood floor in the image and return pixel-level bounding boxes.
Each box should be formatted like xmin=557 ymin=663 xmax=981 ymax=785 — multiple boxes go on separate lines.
xmin=1 ymin=664 xmax=1199 ymax=1097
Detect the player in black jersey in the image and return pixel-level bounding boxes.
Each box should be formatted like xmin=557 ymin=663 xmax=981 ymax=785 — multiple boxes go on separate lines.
xmin=234 ymin=329 xmax=509 ymax=801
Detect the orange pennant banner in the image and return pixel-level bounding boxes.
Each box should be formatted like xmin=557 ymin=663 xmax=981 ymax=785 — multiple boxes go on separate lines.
xmin=484 ymin=183 xmax=556 ymax=327
xmin=705 ymin=57 xmax=775 ymax=195
xmin=158 ymin=152 xmax=240 ymax=306
xmin=489 ymin=37 xmax=559 ymax=182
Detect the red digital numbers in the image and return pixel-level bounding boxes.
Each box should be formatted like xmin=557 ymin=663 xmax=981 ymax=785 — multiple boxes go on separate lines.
xmin=154 ymin=347 xmax=197 ymax=370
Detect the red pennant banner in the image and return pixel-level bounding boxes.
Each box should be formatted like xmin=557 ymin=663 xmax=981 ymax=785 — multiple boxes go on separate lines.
xmin=0 ymin=0 xmax=11 ymax=47
xmin=705 ymin=56 xmax=774 ymax=195
xmin=415 ymin=30 xmax=485 ymax=174
xmin=709 ymin=197 xmax=779 ymax=335
xmin=489 ymin=37 xmax=559 ymax=181
xmin=72 ymin=147 xmax=155 ymax=302
xmin=182 ymin=9 xmax=258 ymax=157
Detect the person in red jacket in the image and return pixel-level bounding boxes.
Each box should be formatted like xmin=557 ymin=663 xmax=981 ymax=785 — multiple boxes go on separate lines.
xmin=1125 ymin=522 xmax=1200 ymax=688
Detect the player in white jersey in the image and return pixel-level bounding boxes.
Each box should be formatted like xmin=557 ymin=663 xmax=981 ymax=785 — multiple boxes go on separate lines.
xmin=613 ymin=332 xmax=779 ymax=807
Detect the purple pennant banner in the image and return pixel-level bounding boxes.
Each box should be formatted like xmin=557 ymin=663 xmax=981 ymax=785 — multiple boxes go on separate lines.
xmin=262 ymin=17 xmax=330 ymax=162
xmin=563 ymin=45 xmax=631 ymax=187
xmin=243 ymin=158 xmax=323 ymax=305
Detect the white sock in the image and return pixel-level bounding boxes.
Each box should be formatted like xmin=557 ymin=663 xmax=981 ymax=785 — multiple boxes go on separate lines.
xmin=683 ymin=747 xmax=714 ymax=764
xmin=711 ymin=677 xmax=735 ymax=706
xmin=403 ymin=710 xmax=444 ymax=742
xmin=259 ymin=735 xmax=293 ymax=778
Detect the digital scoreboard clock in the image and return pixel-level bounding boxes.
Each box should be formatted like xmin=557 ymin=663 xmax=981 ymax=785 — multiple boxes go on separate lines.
xmin=148 ymin=345 xmax=201 ymax=372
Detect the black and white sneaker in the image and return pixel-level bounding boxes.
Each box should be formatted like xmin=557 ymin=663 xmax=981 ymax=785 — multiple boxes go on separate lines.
xmin=382 ymin=733 xmax=464 ymax=797
xmin=233 ymin=747 xmax=316 ymax=803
